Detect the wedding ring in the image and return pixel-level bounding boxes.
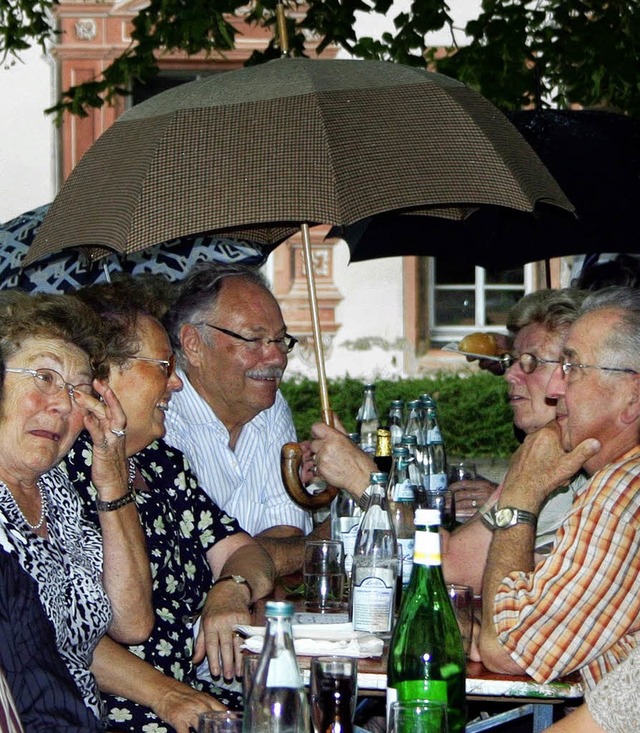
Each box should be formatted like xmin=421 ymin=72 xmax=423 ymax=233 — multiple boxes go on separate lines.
xmin=472 ymin=499 xmax=478 ymax=508
xmin=110 ymin=428 xmax=127 ymax=437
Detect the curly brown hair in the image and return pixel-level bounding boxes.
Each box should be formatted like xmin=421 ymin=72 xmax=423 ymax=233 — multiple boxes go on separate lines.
xmin=72 ymin=273 xmax=177 ymax=380
xmin=0 ymin=290 xmax=106 ymax=371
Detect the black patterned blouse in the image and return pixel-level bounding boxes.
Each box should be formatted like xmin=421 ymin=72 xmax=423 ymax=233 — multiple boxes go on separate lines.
xmin=63 ymin=435 xmax=245 ymax=733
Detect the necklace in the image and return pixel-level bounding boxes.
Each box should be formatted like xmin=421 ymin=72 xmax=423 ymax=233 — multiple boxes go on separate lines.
xmin=0 ymin=480 xmax=49 ymax=531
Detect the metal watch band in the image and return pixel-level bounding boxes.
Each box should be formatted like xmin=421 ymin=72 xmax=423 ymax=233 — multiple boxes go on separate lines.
xmin=214 ymin=574 xmax=253 ymax=599
xmin=95 ymin=490 xmax=135 ymax=512
xmin=484 ymin=505 xmax=538 ymax=530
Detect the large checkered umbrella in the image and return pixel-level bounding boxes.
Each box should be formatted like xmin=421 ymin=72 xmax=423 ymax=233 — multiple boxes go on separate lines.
xmin=25 ymin=58 xmax=573 ymax=508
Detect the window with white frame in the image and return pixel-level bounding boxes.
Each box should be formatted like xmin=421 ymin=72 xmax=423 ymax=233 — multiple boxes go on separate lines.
xmin=427 ymin=258 xmax=534 ymax=345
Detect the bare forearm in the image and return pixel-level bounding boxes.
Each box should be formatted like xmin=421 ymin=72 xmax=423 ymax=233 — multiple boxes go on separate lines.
xmin=217 ymin=543 xmax=276 ymax=602
xmin=92 ymin=637 xmax=224 ymax=733
xmin=257 ymin=520 xmax=330 ymax=577
xmin=443 ymin=515 xmax=493 ymax=595
xmin=100 ymin=504 xmax=154 ymax=643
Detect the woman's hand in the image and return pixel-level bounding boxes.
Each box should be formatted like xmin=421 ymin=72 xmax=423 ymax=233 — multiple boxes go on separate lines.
xmin=75 ymin=381 xmax=129 ymax=501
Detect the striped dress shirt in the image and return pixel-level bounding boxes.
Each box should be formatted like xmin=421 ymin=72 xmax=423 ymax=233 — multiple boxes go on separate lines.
xmin=493 ymin=446 xmax=640 ymax=689
xmin=165 ymin=369 xmax=312 ymax=535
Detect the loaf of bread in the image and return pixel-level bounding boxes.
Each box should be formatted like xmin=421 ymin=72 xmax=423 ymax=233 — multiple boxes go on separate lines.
xmin=458 ymin=332 xmax=499 ymax=356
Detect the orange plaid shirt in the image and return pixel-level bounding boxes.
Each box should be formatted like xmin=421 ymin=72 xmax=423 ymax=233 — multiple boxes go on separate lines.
xmin=493 ymin=446 xmax=640 ymax=690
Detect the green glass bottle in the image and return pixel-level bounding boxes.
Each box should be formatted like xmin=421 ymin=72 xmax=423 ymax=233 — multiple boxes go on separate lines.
xmin=387 ymin=508 xmax=466 ymax=733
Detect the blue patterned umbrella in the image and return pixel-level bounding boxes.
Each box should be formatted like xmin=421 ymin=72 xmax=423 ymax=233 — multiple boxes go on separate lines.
xmin=0 ymin=203 xmax=266 ymax=293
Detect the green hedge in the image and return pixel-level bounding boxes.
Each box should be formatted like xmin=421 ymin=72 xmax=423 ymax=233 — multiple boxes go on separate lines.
xmin=280 ymin=371 xmax=519 ymax=459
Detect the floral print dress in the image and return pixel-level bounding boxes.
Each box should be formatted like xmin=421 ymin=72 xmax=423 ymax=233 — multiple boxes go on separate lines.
xmin=63 ymin=435 xmax=245 ymax=733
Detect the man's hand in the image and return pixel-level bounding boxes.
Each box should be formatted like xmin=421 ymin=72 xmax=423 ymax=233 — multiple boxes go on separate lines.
xmin=449 ymin=479 xmax=498 ymax=521
xmin=194 ymin=581 xmax=252 ymax=680
xmin=500 ymin=421 xmax=600 ymax=512
xmin=309 ymin=422 xmax=375 ymax=499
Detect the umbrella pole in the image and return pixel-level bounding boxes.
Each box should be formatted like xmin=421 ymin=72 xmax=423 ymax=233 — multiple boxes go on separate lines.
xmin=300 ymin=223 xmax=333 ymax=427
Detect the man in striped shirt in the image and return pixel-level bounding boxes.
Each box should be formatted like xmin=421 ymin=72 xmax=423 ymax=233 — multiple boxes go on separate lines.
xmin=164 ymin=263 xmax=313 ymax=545
xmin=479 ymin=287 xmax=640 ymax=690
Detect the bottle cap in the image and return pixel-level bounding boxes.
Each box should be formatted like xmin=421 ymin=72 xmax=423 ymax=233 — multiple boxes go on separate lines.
xmin=391 ymin=445 xmax=410 ymax=456
xmin=265 ymin=601 xmax=294 ymax=617
xmin=370 ymin=471 xmax=389 ymax=484
xmin=415 ymin=508 xmax=441 ymax=527
xmin=400 ymin=434 xmax=418 ymax=446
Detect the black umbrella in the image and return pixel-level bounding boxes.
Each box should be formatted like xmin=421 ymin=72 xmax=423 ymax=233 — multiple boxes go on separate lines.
xmin=338 ymin=109 xmax=640 ymax=270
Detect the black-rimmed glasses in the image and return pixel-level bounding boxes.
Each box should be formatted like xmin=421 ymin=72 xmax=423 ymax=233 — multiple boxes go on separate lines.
xmin=197 ymin=323 xmax=298 ymax=354
xmin=130 ymin=354 xmax=176 ymax=377
xmin=500 ymin=353 xmax=561 ymax=375
xmin=5 ymin=367 xmax=94 ymax=397
xmin=560 ymin=359 xmax=638 ymax=379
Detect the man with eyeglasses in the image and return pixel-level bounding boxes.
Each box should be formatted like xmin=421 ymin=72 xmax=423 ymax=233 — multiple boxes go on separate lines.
xmin=479 ymin=286 xmax=640 ymax=694
xmin=163 ymin=262 xmax=313 ymax=543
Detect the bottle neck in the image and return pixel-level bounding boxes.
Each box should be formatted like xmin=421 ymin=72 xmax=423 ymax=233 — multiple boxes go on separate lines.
xmin=413 ymin=525 xmax=442 ymax=567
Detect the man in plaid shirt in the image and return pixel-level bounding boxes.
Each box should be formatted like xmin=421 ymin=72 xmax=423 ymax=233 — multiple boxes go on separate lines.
xmin=479 ymin=287 xmax=640 ymax=690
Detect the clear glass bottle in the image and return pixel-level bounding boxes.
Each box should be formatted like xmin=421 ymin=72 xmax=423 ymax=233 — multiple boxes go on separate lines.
xmin=399 ymin=434 xmax=424 ymax=488
xmin=330 ymin=490 xmax=363 ymax=579
xmin=351 ymin=472 xmax=397 ymax=637
xmin=404 ymin=399 xmax=424 ymax=447
xmin=423 ymin=400 xmax=448 ymax=492
xmin=388 ymin=399 xmax=406 ymax=447
xmin=243 ymin=601 xmax=310 ymax=733
xmin=387 ymin=509 xmax=466 ymax=733
xmin=386 ymin=446 xmax=416 ymax=590
xmin=356 ymin=383 xmax=380 ymax=456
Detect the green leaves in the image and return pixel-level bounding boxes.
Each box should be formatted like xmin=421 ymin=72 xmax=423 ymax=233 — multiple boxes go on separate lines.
xmin=3 ymin=0 xmax=640 ymax=118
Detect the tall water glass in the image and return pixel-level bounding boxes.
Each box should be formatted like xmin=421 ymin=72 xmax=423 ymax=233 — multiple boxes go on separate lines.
xmin=304 ymin=539 xmax=346 ymax=613
xmin=198 ymin=710 xmax=243 ymax=733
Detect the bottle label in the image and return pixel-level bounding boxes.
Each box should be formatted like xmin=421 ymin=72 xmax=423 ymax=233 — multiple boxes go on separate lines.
xmin=397 ymin=537 xmax=414 ymax=585
xmin=427 ymin=426 xmax=442 ymax=444
xmin=391 ymin=479 xmax=414 ymax=502
xmin=336 ymin=519 xmax=360 ymax=574
xmin=413 ymin=530 xmax=441 ymax=566
xmin=391 ymin=679 xmax=448 ymax=702
xmin=351 ymin=568 xmax=395 ymax=632
xmin=426 ymin=472 xmax=448 ymax=492
xmin=265 ymin=649 xmax=304 ymax=689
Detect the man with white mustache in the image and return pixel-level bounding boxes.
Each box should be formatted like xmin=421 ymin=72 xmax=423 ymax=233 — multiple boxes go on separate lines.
xmin=164 ymin=263 xmax=312 ymax=539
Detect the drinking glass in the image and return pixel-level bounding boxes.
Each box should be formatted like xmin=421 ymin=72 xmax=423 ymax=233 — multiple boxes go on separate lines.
xmin=387 ymin=700 xmax=449 ymax=733
xmin=447 ymin=461 xmax=477 ymax=484
xmin=303 ymin=539 xmax=346 ymax=613
xmin=446 ymin=583 xmax=475 ymax=658
xmin=310 ymin=656 xmax=358 ymax=733
xmin=387 ymin=700 xmax=448 ymax=733
xmin=241 ymin=654 xmax=259 ymax=704
xmin=197 ymin=710 xmax=243 ymax=733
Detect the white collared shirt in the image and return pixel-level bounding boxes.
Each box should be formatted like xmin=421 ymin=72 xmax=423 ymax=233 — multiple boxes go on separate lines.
xmin=164 ymin=369 xmax=312 ymax=535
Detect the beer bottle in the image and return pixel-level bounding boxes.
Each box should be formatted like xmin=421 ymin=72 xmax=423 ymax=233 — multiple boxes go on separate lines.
xmin=387 ymin=509 xmax=466 ymax=733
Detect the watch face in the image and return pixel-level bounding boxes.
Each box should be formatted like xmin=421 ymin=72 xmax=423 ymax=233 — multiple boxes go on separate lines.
xmin=495 ymin=508 xmax=515 ymax=527
xmin=231 ymin=575 xmax=247 ymax=584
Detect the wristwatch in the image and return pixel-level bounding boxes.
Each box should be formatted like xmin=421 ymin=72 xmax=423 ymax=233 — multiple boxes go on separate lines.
xmin=214 ymin=574 xmax=253 ymax=598
xmin=481 ymin=505 xmax=537 ymax=530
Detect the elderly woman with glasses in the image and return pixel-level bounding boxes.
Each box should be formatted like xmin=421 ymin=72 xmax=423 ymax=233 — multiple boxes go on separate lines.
xmin=63 ymin=275 xmax=276 ymax=733
xmin=0 ymin=291 xmax=153 ymax=721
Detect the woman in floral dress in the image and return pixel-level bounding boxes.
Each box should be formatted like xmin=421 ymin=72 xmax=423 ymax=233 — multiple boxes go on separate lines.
xmin=63 ymin=277 xmax=276 ymax=733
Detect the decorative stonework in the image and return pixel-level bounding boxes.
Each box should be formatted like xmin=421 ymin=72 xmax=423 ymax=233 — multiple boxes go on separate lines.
xmin=74 ymin=19 xmax=97 ymax=40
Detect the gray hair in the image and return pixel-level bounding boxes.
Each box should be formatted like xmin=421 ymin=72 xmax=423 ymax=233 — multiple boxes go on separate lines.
xmin=163 ymin=262 xmax=271 ymax=368
xmin=507 ymin=288 xmax=587 ymax=336
xmin=578 ymin=286 xmax=640 ymax=371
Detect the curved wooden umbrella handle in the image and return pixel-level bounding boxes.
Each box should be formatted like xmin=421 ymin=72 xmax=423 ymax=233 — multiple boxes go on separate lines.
xmin=281 ymin=442 xmax=339 ymax=509
xmin=280 ymin=222 xmax=339 ymax=511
